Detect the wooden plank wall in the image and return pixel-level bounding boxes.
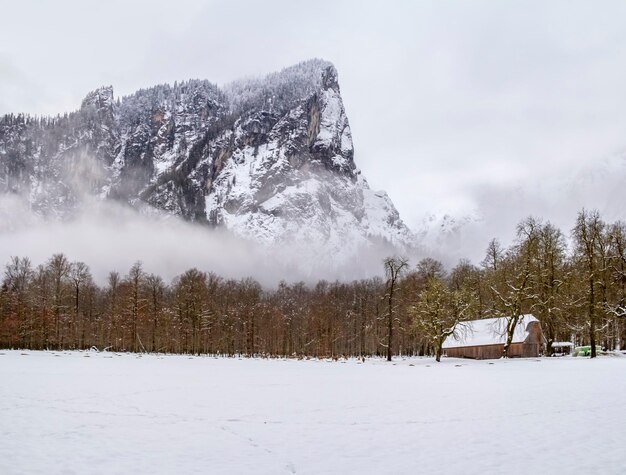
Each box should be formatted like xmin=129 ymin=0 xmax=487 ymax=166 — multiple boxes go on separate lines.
xmin=444 ymin=321 xmax=545 ymax=360
xmin=444 ymin=342 xmax=540 ymax=360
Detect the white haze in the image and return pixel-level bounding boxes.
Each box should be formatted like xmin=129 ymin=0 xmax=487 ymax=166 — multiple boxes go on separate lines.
xmin=419 ymin=152 xmax=626 ymax=265
xmin=3 ymin=1 xmax=626 ymax=273
xmin=0 ymin=148 xmax=401 ymax=285
xmin=0 ymin=195 xmax=401 ymax=286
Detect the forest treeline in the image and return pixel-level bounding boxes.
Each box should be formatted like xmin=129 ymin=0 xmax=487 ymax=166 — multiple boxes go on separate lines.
xmin=1 ymin=209 xmax=625 ymax=359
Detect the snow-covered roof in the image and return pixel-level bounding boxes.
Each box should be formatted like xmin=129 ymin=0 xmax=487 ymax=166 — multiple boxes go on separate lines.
xmin=442 ymin=315 xmax=539 ymax=349
xmin=551 ymin=341 xmax=574 ymax=347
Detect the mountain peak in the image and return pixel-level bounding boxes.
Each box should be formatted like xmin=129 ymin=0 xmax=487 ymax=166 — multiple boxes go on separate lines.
xmin=81 ymin=86 xmax=114 ymax=111
xmin=0 ymin=60 xmax=414 ymax=256
xmin=321 ymin=64 xmax=339 ymax=92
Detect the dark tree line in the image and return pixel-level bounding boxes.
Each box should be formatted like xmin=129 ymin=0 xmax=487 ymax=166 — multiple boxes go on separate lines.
xmin=1 ymin=210 xmax=625 ymax=358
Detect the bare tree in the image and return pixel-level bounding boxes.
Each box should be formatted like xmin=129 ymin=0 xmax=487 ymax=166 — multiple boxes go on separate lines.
xmin=411 ymin=275 xmax=475 ymax=362
xmin=126 ymin=262 xmax=146 ymax=352
xmin=530 ymin=222 xmax=567 ymax=354
xmin=69 ymin=261 xmax=91 ymax=348
xmin=383 ymin=256 xmax=408 ymax=361
xmin=450 ymin=259 xmax=485 ymax=318
xmin=47 ymin=253 xmax=71 ymax=349
xmin=486 ymin=217 xmax=539 ymax=357
xmin=173 ymin=268 xmax=208 ymax=355
xmin=605 ymin=222 xmax=626 ymax=350
xmin=145 ymin=273 xmax=165 ymax=352
xmin=32 ymin=264 xmax=51 ymax=349
xmin=106 ymin=271 xmax=120 ymax=350
xmin=572 ymin=209 xmax=606 ymax=358
xmin=416 ymin=258 xmax=445 ymax=281
xmin=482 ymin=238 xmax=504 ymax=272
xmin=3 ymin=257 xmax=34 ymax=348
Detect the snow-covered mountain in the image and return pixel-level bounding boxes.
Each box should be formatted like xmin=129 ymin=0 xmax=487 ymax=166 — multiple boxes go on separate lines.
xmin=412 ymin=150 xmax=626 ymax=265
xmin=0 ymin=59 xmax=414 ymax=254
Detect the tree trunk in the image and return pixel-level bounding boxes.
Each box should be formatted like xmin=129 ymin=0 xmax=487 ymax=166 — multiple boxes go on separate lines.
xmin=387 ymin=281 xmax=394 ymax=362
xmin=589 ymin=274 xmax=597 ymax=358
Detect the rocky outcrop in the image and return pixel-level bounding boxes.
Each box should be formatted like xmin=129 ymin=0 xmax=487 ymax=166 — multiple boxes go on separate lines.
xmin=0 ymin=59 xmax=414 ymax=253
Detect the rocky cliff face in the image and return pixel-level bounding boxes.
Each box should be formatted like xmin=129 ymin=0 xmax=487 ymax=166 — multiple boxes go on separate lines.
xmin=0 ymin=59 xmax=413 ymax=253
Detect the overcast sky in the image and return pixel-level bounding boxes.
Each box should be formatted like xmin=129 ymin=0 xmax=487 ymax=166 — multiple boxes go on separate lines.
xmin=3 ymin=0 xmax=626 ymax=249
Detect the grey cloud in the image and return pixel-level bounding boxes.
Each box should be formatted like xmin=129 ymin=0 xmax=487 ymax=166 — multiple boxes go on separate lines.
xmin=3 ymin=0 xmax=626 ymax=266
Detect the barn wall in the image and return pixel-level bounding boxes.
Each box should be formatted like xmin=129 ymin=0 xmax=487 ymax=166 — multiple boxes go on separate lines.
xmin=507 ymin=343 xmax=526 ymax=357
xmin=522 ymin=343 xmax=540 ymax=357
xmin=524 ymin=322 xmax=545 ymax=357
xmin=444 ymin=342 xmax=539 ymax=359
xmin=445 ymin=344 xmax=505 ymax=360
xmin=444 ymin=320 xmax=546 ymax=360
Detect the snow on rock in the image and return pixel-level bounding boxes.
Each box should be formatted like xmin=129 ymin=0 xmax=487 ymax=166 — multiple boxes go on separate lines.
xmin=0 ymin=59 xmax=414 ymax=256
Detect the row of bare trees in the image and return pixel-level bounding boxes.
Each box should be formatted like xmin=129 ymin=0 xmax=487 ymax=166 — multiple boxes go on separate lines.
xmin=1 ymin=210 xmax=625 ymax=358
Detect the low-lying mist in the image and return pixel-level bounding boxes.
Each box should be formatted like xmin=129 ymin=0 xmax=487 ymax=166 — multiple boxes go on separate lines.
xmin=4 ymin=151 xmax=624 ymax=283
xmin=0 ymin=194 xmax=402 ymax=286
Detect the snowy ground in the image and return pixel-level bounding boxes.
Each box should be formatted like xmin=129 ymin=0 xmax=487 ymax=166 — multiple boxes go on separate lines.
xmin=1 ymin=351 xmax=625 ymax=475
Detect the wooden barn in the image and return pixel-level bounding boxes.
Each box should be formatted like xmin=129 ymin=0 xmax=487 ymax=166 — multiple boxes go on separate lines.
xmin=442 ymin=315 xmax=546 ymax=360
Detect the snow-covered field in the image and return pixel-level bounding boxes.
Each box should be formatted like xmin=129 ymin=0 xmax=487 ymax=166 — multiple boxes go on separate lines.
xmin=1 ymin=351 xmax=625 ymax=475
